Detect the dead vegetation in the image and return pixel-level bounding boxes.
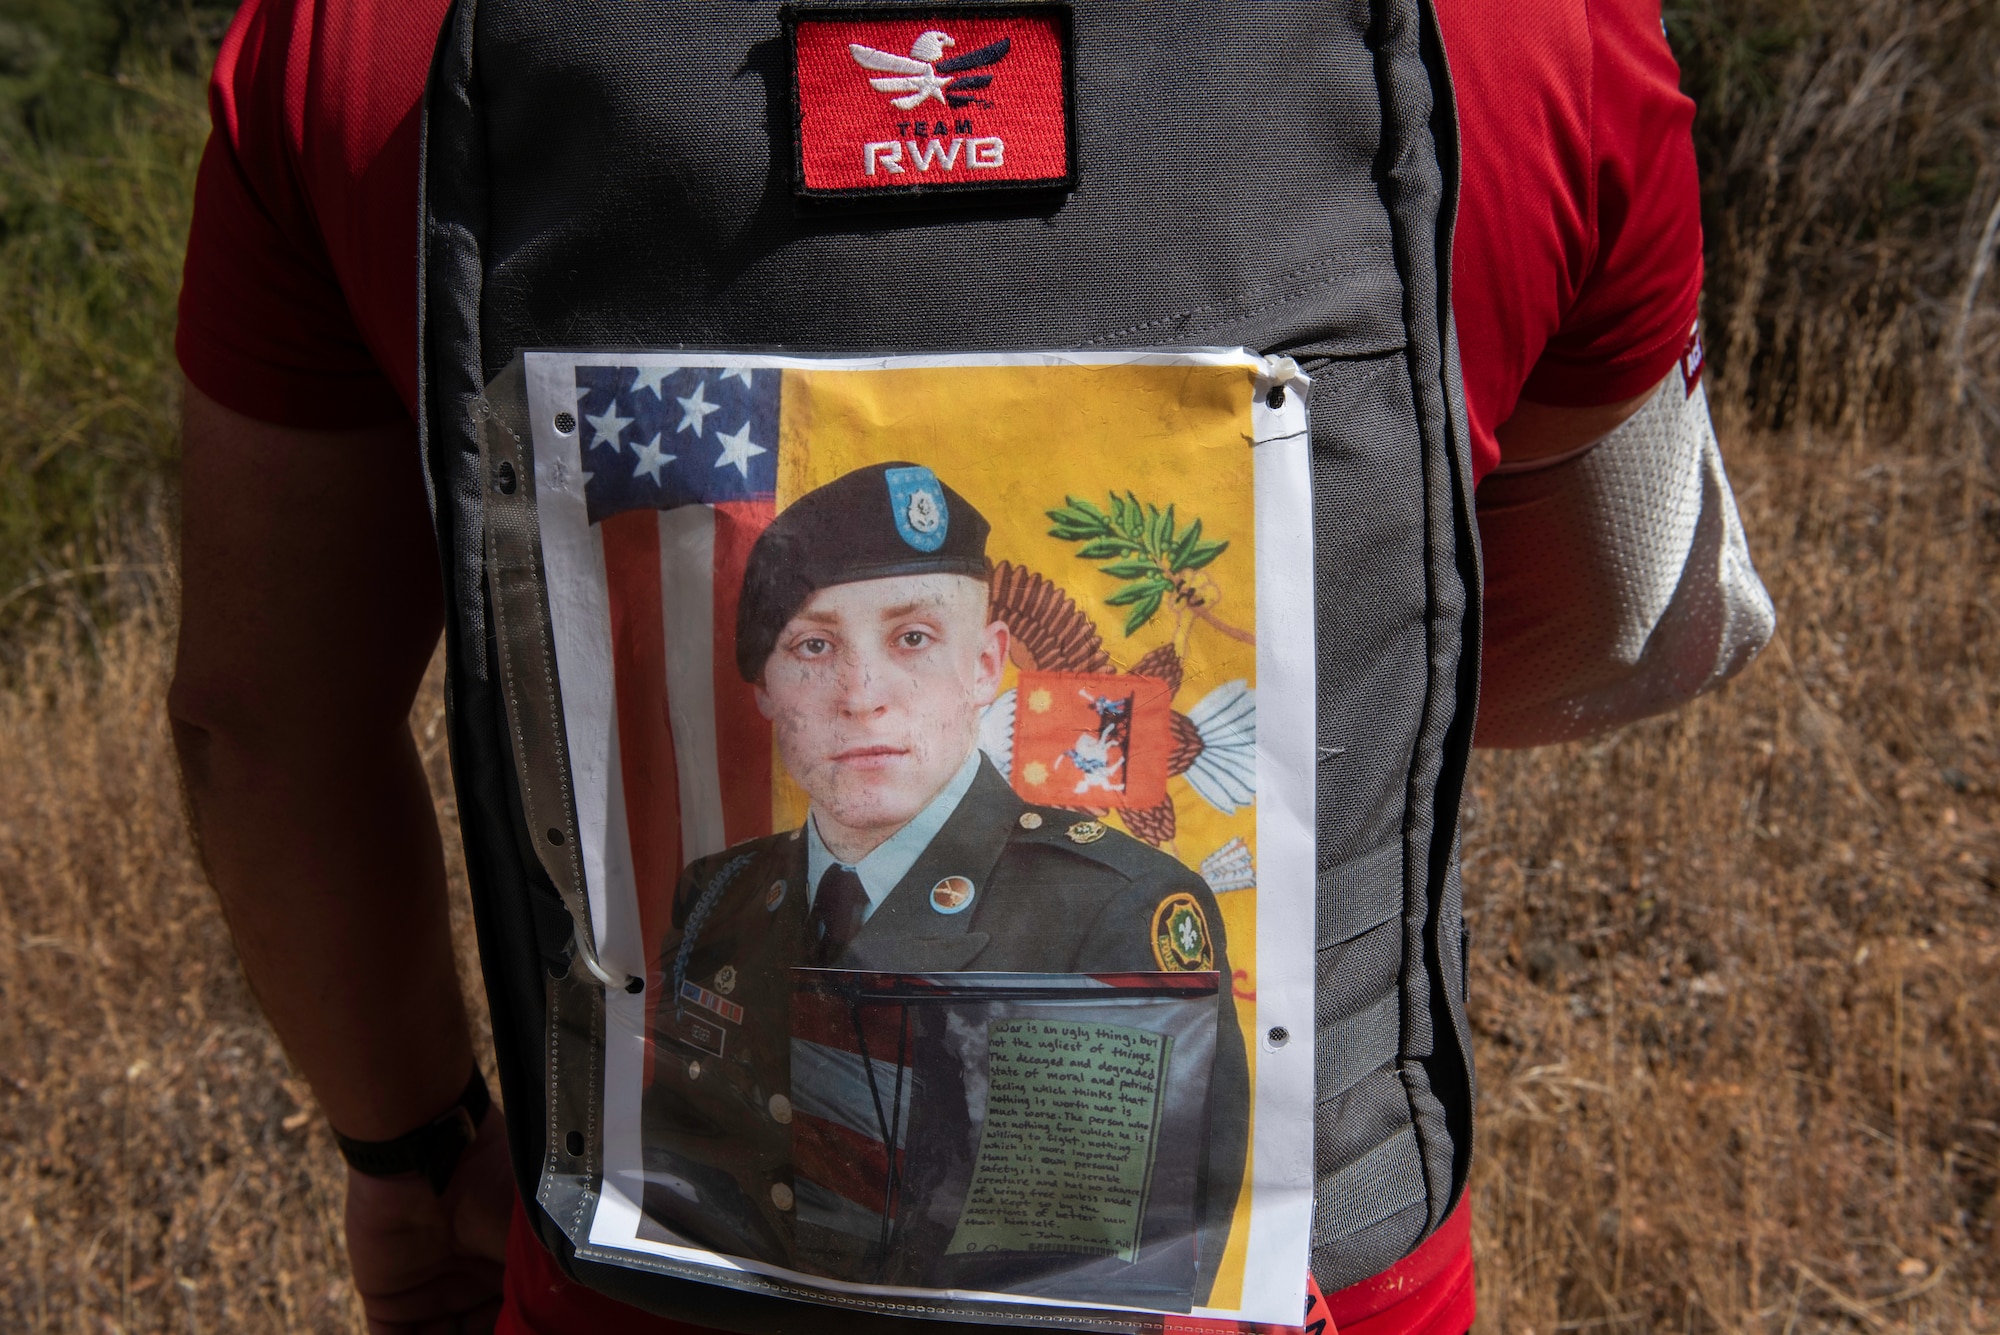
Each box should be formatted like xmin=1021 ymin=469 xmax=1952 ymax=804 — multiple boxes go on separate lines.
xmin=1466 ymin=414 xmax=2000 ymax=1331
xmin=2 ymin=0 xmax=1999 ymax=1330
xmin=1461 ymin=3 xmax=2000 ymax=1327
xmin=0 ymin=551 xmax=484 ymax=1332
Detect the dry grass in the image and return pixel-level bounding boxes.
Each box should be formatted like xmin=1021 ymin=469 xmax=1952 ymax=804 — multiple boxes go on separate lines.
xmin=1468 ymin=405 xmax=2000 ymax=1332
xmin=0 ymin=555 xmax=487 ymax=1333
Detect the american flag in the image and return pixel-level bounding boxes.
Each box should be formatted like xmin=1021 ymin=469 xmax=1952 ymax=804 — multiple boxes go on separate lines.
xmin=790 ymin=977 xmax=920 ymax=1261
xmin=573 ymin=364 xmax=781 ymax=1072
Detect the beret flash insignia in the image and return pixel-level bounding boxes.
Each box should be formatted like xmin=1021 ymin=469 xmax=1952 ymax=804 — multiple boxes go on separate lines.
xmin=886 ymin=464 xmax=950 ymax=552
xmin=1151 ymin=892 xmax=1214 ymax=971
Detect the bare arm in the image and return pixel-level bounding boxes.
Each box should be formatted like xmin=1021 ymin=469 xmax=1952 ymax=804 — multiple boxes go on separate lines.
xmin=1493 ymin=374 xmax=1667 ymax=469
xmin=168 ymin=382 xmax=469 ymax=1138
xmin=172 ymin=383 xmax=513 ymax=1331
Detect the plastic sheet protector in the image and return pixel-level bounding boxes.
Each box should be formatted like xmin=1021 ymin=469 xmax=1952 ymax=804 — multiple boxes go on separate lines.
xmin=511 ymin=349 xmax=1315 ymax=1327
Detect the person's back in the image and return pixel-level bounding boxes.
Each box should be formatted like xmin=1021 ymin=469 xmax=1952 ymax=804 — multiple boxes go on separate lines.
xmin=169 ymin=3 xmax=1702 ymax=1331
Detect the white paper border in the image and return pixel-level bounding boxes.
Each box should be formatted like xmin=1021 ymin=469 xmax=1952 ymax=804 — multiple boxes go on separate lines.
xmin=522 ymin=348 xmax=1314 ymax=1325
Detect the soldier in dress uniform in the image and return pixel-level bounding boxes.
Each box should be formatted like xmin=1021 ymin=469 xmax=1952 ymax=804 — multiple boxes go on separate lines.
xmin=639 ymin=462 xmax=1247 ymax=1303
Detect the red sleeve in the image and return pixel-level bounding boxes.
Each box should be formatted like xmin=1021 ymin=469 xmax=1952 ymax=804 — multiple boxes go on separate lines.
xmin=1437 ymin=0 xmax=1702 ymax=482
xmin=175 ymin=0 xmax=449 ymax=429
xmin=1519 ymin=0 xmax=1702 ymax=408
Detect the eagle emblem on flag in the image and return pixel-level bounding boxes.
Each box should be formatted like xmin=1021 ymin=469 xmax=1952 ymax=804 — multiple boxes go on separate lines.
xmin=1007 ymin=671 xmax=1173 ymax=809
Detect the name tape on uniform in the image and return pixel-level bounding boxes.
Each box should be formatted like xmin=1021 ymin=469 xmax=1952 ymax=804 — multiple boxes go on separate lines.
xmin=662 ymin=1009 xmax=729 ymax=1060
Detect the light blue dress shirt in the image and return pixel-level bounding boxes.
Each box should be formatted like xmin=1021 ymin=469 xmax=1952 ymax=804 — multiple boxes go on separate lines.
xmin=804 ymin=748 xmax=985 ymax=922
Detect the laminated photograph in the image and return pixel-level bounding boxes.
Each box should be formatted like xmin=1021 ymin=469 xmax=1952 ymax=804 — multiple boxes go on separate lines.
xmin=510 ymin=349 xmax=1315 ymax=1328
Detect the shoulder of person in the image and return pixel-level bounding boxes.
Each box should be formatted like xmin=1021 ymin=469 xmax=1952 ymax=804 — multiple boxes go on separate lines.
xmin=1000 ymin=813 xmax=1228 ymax=971
xmin=1001 ymin=807 xmax=1208 ymax=889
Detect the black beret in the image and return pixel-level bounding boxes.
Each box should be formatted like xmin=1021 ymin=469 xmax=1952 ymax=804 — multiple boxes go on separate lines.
xmin=736 ymin=462 xmax=990 ymax=680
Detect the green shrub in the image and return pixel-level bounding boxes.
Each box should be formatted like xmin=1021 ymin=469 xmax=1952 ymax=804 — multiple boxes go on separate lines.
xmin=1669 ymin=0 xmax=2000 ymax=433
xmin=0 ymin=2 xmax=223 ymax=633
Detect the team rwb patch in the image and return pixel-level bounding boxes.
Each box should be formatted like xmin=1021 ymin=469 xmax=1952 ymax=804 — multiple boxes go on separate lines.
xmin=785 ymin=4 xmax=1076 ymax=201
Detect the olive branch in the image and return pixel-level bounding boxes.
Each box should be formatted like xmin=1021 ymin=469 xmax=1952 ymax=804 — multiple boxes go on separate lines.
xmin=1046 ymin=492 xmax=1252 ymax=643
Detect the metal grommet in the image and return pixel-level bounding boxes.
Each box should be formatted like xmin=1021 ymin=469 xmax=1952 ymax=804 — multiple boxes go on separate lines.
xmin=495 ymin=460 xmax=517 ymax=495
xmin=564 ymin=1130 xmax=584 ymax=1156
xmin=554 ymin=411 xmax=577 ymax=434
xmin=568 ymin=928 xmax=635 ymax=993
xmin=1267 ymin=1025 xmax=1290 ymax=1047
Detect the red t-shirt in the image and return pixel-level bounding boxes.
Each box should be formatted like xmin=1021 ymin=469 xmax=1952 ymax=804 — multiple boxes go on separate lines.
xmin=176 ymin=2 xmax=1699 ymax=1331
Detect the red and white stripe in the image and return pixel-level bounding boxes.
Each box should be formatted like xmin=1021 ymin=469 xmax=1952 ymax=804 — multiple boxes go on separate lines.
xmin=598 ymin=499 xmax=776 ymax=1077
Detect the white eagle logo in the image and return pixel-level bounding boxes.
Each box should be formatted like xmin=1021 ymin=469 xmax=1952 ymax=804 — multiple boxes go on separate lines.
xmin=847 ymin=30 xmax=1011 ymax=110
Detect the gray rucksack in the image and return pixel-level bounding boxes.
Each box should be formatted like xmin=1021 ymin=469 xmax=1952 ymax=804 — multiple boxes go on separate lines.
xmin=420 ymin=1 xmax=1477 ymax=1326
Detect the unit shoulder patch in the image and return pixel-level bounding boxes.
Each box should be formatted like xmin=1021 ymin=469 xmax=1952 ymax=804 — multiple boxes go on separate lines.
xmin=1151 ymin=891 xmax=1214 ymax=972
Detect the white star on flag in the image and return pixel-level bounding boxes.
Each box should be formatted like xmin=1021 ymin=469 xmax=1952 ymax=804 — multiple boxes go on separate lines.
xmin=712 ymin=421 xmax=767 ymax=478
xmin=631 ymin=367 xmax=671 ymax=400
xmin=676 ymin=380 xmax=721 ymax=436
xmin=718 ymin=366 xmax=756 ymax=387
xmin=584 ymin=405 xmax=633 ymax=451
xmin=631 ymin=433 xmax=674 ymax=484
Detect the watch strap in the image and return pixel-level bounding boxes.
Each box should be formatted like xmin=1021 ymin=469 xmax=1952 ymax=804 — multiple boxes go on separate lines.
xmin=334 ymin=1067 xmax=491 ymax=1196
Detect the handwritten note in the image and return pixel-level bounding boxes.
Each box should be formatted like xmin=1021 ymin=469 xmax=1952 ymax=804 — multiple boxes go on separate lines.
xmin=947 ymin=1019 xmax=1171 ymax=1262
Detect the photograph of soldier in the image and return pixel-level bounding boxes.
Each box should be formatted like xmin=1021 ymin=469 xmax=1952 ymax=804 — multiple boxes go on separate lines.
xmin=638 ymin=461 xmax=1249 ymax=1301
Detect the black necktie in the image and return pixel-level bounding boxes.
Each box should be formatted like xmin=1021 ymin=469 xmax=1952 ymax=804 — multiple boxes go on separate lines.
xmin=809 ymin=865 xmax=868 ymax=963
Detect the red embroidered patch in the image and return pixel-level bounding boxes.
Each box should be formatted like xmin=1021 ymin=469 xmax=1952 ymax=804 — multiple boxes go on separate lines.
xmin=785 ymin=4 xmax=1076 ymax=201
xmin=1680 ymin=320 xmax=1706 ymax=396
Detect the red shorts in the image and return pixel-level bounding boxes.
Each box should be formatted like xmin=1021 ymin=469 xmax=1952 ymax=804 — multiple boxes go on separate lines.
xmin=497 ymin=1197 xmax=1473 ymax=1335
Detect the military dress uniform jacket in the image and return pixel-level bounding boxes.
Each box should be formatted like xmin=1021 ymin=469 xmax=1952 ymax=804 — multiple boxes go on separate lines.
xmin=640 ymin=756 xmax=1249 ymax=1298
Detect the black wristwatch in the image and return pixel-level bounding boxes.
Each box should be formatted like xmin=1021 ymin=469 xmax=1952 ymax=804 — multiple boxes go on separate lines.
xmin=334 ymin=1068 xmax=491 ymax=1196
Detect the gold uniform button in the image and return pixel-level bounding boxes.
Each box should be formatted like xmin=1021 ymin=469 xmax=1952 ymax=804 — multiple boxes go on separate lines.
xmin=770 ymin=1182 xmax=795 ymax=1211
xmin=1018 ymin=812 xmax=1043 ymax=830
xmin=768 ymin=1094 xmax=793 ymax=1124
